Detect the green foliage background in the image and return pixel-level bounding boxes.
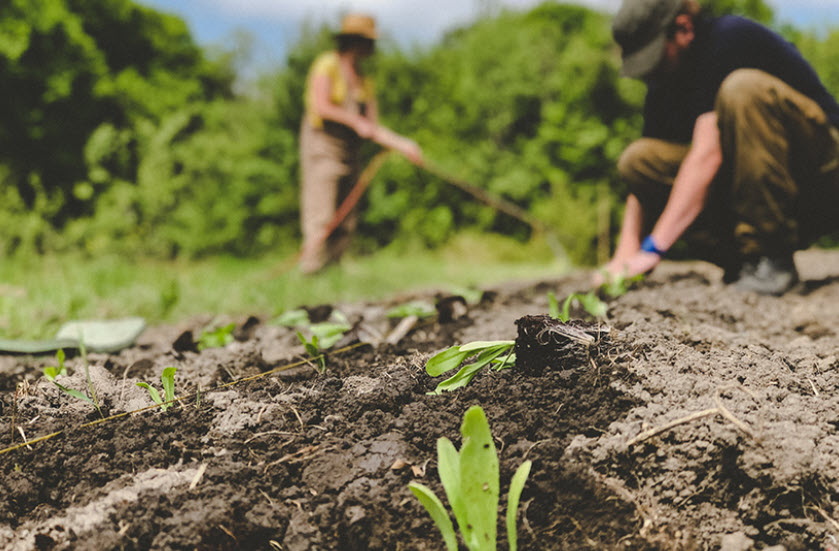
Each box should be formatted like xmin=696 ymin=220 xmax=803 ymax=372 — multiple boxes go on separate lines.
xmin=0 ymin=0 xmax=836 ymax=264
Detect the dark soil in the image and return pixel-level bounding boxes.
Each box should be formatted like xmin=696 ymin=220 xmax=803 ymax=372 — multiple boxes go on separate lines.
xmin=2 ymin=249 xmax=839 ymax=550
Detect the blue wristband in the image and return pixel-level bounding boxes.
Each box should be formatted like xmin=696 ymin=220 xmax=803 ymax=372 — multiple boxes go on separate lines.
xmin=640 ymin=235 xmax=666 ymax=257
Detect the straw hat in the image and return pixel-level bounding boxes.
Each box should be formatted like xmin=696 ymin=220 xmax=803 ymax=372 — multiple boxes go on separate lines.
xmin=336 ymin=13 xmax=377 ymax=40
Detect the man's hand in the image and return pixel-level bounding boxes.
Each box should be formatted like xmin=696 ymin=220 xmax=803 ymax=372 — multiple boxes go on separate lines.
xmin=593 ymin=250 xmax=661 ymax=287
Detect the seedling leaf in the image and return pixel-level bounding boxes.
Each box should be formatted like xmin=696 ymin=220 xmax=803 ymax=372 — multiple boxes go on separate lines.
xmin=408 ymin=483 xmax=458 ymax=551
xmin=430 ymin=345 xmax=514 ymax=394
xmin=560 ymin=294 xmax=574 ymax=322
xmin=387 ymin=301 xmax=436 ymax=319
xmin=437 ymin=438 xmax=468 ymax=543
xmin=161 ymin=367 xmax=176 ymax=403
xmin=426 ymin=346 xmax=471 ymax=377
xmin=459 ymin=340 xmax=514 ymax=352
xmin=297 ymin=331 xmax=326 ymax=373
xmin=506 ymin=460 xmax=532 ymax=551
xmin=272 ymin=309 xmax=310 ymax=327
xmin=198 ymin=322 xmax=236 ymax=350
xmin=136 ymin=382 xmax=164 ymax=408
xmin=577 ymin=292 xmax=608 ymax=318
xmin=309 ymin=322 xmax=350 ymax=349
xmin=548 ymin=291 xmax=560 ymax=319
xmin=459 ymin=405 xmax=498 ymax=550
xmin=54 ymin=383 xmax=94 ymax=405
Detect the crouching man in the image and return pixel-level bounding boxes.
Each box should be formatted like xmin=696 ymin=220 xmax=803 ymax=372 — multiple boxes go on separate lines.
xmin=601 ymin=0 xmax=839 ymax=295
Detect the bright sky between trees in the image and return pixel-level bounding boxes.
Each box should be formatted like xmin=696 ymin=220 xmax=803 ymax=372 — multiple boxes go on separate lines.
xmin=137 ymin=0 xmax=839 ymax=74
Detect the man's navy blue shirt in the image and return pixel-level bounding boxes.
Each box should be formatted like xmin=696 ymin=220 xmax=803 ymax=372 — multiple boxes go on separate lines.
xmin=642 ymin=15 xmax=839 ymax=143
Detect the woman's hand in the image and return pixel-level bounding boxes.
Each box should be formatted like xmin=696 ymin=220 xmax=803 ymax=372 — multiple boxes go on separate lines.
xmin=354 ymin=116 xmax=376 ymax=139
xmin=397 ymin=139 xmax=423 ymax=165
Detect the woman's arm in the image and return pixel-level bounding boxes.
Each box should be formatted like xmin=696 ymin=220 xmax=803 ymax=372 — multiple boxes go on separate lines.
xmin=311 ymin=73 xmax=375 ymax=138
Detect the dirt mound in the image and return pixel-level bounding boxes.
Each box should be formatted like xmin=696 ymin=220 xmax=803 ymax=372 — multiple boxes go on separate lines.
xmin=2 ymin=249 xmax=839 ymax=550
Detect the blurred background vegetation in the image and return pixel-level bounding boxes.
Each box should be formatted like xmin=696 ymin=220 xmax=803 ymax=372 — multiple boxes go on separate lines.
xmin=1 ymin=0 xmax=837 ymax=265
xmin=0 ymin=0 xmax=837 ymax=336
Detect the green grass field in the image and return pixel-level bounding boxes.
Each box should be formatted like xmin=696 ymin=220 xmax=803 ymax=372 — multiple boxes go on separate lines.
xmin=0 ymin=234 xmax=569 ymax=340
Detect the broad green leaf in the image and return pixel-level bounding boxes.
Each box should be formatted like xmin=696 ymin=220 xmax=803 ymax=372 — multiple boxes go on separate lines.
xmin=426 ymin=346 xmax=470 ymax=377
xmin=161 ymin=367 xmax=176 ymax=403
xmin=491 ymin=349 xmax=516 ymax=371
xmin=44 ymin=367 xmax=58 ymax=381
xmin=437 ymin=438 xmax=469 ymax=543
xmin=55 ymin=383 xmax=94 ymax=405
xmin=560 ymin=294 xmax=574 ymax=322
xmin=136 ymin=382 xmax=167 ymax=411
xmin=459 ymin=406 xmax=499 ymax=550
xmin=386 ymin=301 xmax=436 ymax=319
xmin=198 ymin=323 xmax=235 ymax=350
xmin=577 ymin=292 xmax=608 ymax=318
xmin=458 ymin=340 xmax=514 ymax=352
xmin=431 ymin=346 xmax=511 ymax=394
xmin=506 ymin=460 xmax=532 ymax=551
xmin=548 ymin=291 xmax=560 ymax=319
xmin=408 ymin=483 xmax=458 ymax=551
xmin=310 ymin=322 xmax=350 ymax=349
xmin=272 ymin=309 xmax=309 ymax=327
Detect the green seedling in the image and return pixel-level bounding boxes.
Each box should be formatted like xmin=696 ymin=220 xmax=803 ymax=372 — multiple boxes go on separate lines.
xmin=272 ymin=308 xmax=310 ymax=327
xmin=386 ymin=300 xmax=436 ymax=320
xmin=448 ymin=286 xmax=484 ymax=305
xmin=425 ymin=341 xmax=515 ymax=394
xmin=297 ymin=331 xmax=326 ymax=373
xmin=409 ymin=405 xmax=532 ymax=551
xmin=547 ymin=291 xmax=561 ymax=319
xmin=559 ymin=292 xmax=608 ymax=321
xmin=599 ymin=270 xmax=644 ymax=298
xmin=136 ymin=367 xmax=177 ymax=411
xmin=198 ymin=322 xmax=236 ymax=350
xmin=43 ymin=349 xmax=95 ymax=406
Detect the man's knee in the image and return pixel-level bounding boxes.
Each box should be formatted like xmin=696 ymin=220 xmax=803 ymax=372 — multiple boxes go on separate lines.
xmin=716 ymin=68 xmax=778 ymax=111
xmin=617 ymin=139 xmax=660 ymax=181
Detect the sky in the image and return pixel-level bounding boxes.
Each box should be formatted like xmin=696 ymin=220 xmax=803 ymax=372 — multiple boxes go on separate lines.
xmin=136 ymin=0 xmax=839 ymax=74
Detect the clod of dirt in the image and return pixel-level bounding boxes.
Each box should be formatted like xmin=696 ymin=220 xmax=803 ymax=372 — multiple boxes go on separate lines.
xmin=233 ymin=316 xmax=261 ymax=342
xmin=515 ymin=314 xmax=611 ymax=375
xmin=172 ymin=330 xmax=198 ymax=353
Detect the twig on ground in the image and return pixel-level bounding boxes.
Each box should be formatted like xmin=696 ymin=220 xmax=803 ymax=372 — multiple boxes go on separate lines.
xmin=188 ymin=463 xmax=207 ymax=490
xmin=289 ymin=405 xmax=305 ymax=429
xmin=625 ymin=408 xmax=719 ymax=448
xmin=712 ymin=395 xmax=759 ymax=442
xmin=385 ymin=315 xmax=419 ymax=345
xmin=813 ymin=506 xmax=839 ymax=532
xmin=16 ymin=426 xmax=31 ymax=450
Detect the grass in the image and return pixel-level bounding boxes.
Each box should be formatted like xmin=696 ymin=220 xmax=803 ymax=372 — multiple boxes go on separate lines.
xmin=0 ymin=233 xmax=569 ymax=340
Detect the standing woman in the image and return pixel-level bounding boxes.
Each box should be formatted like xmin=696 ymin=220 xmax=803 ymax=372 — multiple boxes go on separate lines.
xmin=299 ymin=13 xmax=423 ymax=274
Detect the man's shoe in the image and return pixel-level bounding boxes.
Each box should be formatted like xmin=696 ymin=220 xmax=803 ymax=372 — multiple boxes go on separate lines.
xmin=732 ymin=255 xmax=799 ymax=296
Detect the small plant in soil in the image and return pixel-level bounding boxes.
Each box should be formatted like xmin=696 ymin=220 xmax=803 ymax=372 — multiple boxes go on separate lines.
xmin=297 ymin=331 xmax=326 ymax=373
xmin=386 ymin=300 xmax=436 ymax=319
xmin=43 ymin=348 xmax=96 ymax=408
xmin=598 ymin=270 xmax=644 ymax=298
xmin=136 ymin=367 xmax=177 ymax=411
xmin=198 ymin=323 xmax=236 ymax=350
xmin=409 ymin=405 xmax=531 ymax=551
xmin=549 ymin=291 xmax=607 ymax=322
xmin=425 ymin=341 xmax=515 ymax=394
xmin=559 ymin=291 xmax=608 ymax=321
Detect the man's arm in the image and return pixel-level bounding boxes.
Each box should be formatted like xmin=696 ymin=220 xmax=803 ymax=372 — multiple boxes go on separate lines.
xmin=599 ymin=112 xmax=722 ymax=281
xmin=650 ymin=111 xmax=722 ymax=250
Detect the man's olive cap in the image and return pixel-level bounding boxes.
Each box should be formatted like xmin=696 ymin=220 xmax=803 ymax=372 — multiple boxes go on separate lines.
xmin=612 ymin=0 xmax=683 ymax=78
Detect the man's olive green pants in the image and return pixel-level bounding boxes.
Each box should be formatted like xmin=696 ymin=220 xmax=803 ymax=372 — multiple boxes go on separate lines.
xmin=618 ymin=69 xmax=839 ymax=268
